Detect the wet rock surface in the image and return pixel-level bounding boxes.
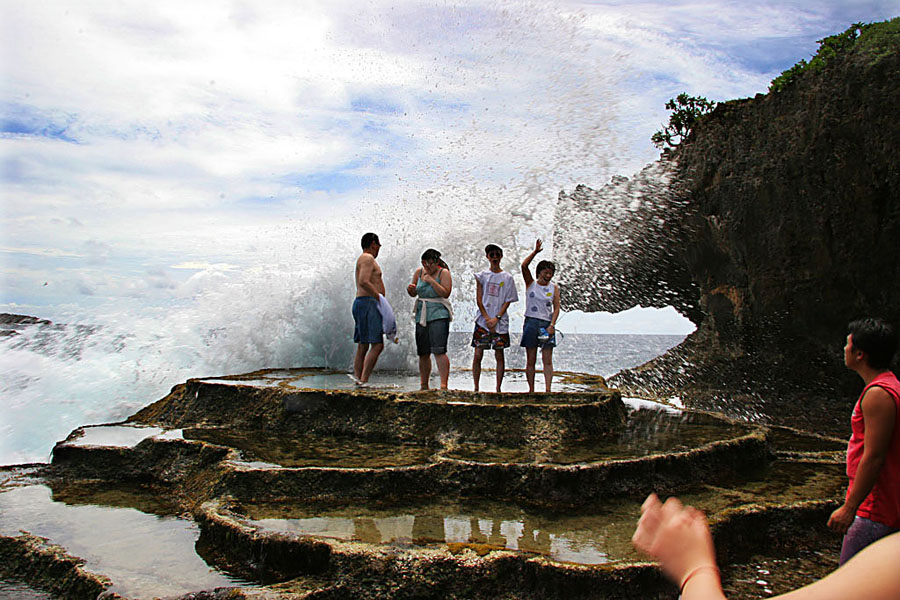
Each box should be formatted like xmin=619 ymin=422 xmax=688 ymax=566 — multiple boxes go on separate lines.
xmin=555 ymin=21 xmax=900 ymax=434
xmin=0 ymin=529 xmax=118 ymax=600
xmin=1 ymin=370 xmax=851 ymax=598
xmin=128 ymin=370 xmax=626 ymax=447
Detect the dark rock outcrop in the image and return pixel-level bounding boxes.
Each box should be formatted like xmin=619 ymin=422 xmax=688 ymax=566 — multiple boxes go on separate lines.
xmin=0 ymin=313 xmax=52 ymax=337
xmin=0 ymin=533 xmax=118 ymax=600
xmin=556 ymin=20 xmax=900 ymax=432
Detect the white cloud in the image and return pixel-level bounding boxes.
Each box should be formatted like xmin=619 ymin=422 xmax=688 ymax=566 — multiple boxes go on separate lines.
xmin=3 ymin=0 xmax=897 ymax=322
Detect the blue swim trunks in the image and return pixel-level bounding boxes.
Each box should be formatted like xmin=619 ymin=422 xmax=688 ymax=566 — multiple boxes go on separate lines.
xmin=353 ymin=296 xmax=383 ymax=345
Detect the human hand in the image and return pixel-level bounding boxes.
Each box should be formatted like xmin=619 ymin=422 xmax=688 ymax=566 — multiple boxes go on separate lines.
xmin=422 ymin=271 xmax=436 ymax=285
xmin=534 ymin=239 xmax=543 ymax=254
xmin=827 ymin=503 xmax=856 ymax=534
xmin=486 ymin=317 xmax=499 ymax=331
xmin=632 ymin=494 xmax=718 ymax=589
xmin=547 ymin=324 xmax=555 ymax=335
xmin=407 ymin=284 xmax=417 ymax=296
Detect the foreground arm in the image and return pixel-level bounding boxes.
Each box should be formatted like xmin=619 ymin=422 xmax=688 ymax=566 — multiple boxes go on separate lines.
xmin=777 ymin=532 xmax=900 ymax=600
xmin=633 ymin=493 xmax=900 ymax=600
xmin=827 ymin=386 xmax=896 ymax=533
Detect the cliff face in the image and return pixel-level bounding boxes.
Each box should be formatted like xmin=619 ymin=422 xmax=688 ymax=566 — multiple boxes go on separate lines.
xmin=555 ymin=22 xmax=900 ymax=430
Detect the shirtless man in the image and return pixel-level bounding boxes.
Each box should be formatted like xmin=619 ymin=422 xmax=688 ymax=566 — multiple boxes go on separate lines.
xmin=353 ymin=232 xmax=385 ymax=383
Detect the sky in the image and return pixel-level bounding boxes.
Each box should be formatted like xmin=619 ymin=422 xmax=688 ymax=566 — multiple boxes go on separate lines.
xmin=2 ymin=0 xmax=899 ymax=334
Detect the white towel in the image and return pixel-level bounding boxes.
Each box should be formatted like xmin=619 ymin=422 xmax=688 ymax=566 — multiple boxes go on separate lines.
xmin=377 ymin=294 xmax=399 ymax=343
xmin=414 ymin=297 xmax=454 ymax=326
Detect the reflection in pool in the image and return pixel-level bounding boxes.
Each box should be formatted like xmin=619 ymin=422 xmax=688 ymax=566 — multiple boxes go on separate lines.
xmin=237 ymin=460 xmax=845 ymax=566
xmin=246 ymin=501 xmax=634 ymax=564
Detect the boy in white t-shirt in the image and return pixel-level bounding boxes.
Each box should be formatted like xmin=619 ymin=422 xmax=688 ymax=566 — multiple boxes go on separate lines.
xmin=472 ymin=243 xmax=518 ymax=392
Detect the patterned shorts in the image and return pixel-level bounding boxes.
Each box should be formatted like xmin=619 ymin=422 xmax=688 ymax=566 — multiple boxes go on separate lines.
xmin=471 ymin=324 xmax=510 ymax=350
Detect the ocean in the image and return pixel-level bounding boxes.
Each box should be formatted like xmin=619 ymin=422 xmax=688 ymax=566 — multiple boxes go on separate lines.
xmin=444 ymin=331 xmax=685 ymax=379
xmin=0 ymin=315 xmax=685 ymax=466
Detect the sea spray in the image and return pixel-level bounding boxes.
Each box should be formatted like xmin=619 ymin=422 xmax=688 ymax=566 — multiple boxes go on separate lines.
xmin=1 ymin=2 xmax=673 ymax=465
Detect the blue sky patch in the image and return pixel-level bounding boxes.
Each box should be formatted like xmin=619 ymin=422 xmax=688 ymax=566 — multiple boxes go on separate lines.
xmin=350 ymin=96 xmax=404 ymax=115
xmin=279 ymin=170 xmax=373 ymax=193
xmin=0 ymin=103 xmax=78 ymax=142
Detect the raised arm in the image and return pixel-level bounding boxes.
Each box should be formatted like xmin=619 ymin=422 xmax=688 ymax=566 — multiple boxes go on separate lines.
xmin=521 ymin=239 xmax=543 ymax=288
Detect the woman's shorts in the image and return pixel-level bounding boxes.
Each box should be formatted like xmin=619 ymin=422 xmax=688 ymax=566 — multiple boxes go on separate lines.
xmin=471 ymin=324 xmax=510 ymax=350
xmin=520 ymin=316 xmax=556 ymax=349
xmin=416 ymin=318 xmax=450 ymax=356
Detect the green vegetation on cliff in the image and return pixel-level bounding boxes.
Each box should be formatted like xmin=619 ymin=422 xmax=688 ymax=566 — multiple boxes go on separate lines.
xmin=651 ymin=93 xmax=717 ymax=150
xmin=770 ymin=17 xmax=900 ymax=93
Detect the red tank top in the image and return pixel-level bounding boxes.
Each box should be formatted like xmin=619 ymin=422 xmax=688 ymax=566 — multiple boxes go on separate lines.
xmin=846 ymin=370 xmax=900 ymax=529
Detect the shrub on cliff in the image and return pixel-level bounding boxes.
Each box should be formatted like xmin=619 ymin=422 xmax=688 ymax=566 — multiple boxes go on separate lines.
xmin=770 ymin=17 xmax=900 ymax=93
xmin=651 ymin=93 xmax=717 ymax=150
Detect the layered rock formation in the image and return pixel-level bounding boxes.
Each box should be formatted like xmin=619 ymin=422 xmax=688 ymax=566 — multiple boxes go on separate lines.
xmin=555 ymin=20 xmax=900 ymax=432
xmin=2 ymin=370 xmax=849 ymax=599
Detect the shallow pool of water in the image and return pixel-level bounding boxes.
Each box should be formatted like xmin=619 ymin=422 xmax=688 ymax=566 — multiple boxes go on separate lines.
xmin=244 ymin=497 xmax=641 ymax=564
xmin=60 ymin=425 xmax=183 ymax=448
xmin=236 ymin=460 xmax=845 ymax=565
xmin=0 ymin=484 xmax=249 ymax=599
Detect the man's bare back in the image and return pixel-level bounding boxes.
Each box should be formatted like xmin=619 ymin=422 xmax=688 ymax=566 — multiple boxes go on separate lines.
xmin=356 ymin=251 xmax=385 ymax=298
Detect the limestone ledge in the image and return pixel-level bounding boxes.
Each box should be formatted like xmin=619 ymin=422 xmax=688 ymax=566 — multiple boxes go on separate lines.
xmin=127 ymin=374 xmax=625 ymax=446
xmin=50 ymin=421 xmax=769 ymax=509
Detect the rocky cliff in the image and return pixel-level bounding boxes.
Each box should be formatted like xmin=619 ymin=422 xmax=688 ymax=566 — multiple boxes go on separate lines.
xmin=555 ymin=19 xmax=900 ymax=432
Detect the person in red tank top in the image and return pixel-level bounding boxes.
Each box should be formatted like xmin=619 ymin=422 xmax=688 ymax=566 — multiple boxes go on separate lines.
xmin=827 ymin=318 xmax=900 ymax=564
